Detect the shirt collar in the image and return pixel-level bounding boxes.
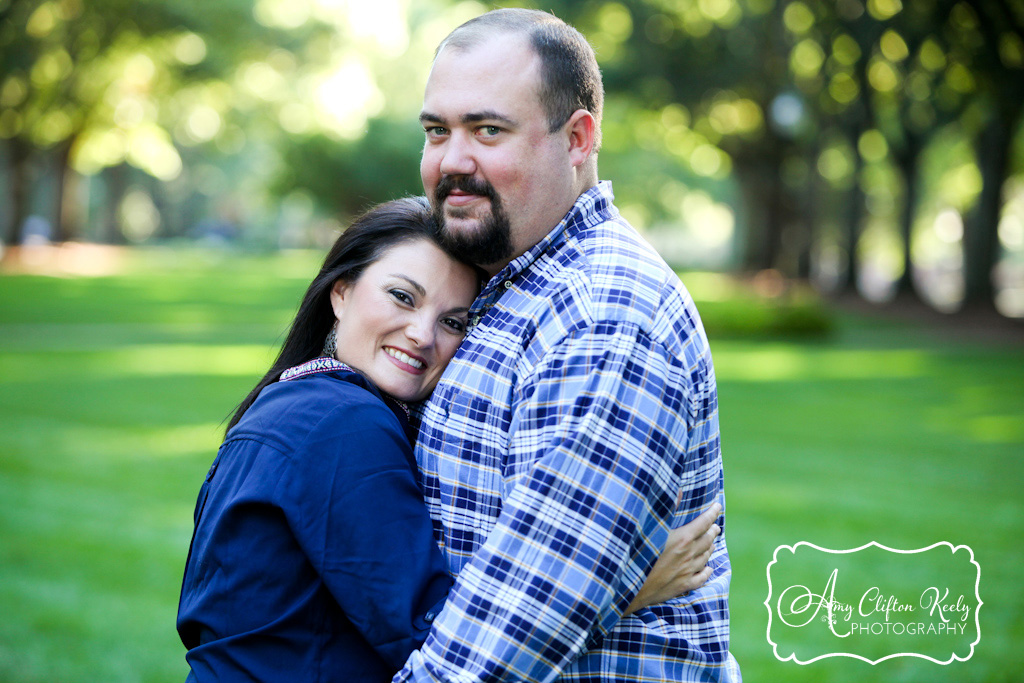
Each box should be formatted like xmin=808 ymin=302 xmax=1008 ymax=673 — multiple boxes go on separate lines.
xmin=468 ymin=181 xmax=616 ymax=322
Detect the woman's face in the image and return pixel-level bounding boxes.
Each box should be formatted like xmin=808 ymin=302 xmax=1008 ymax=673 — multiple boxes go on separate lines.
xmin=329 ymin=238 xmax=477 ymax=402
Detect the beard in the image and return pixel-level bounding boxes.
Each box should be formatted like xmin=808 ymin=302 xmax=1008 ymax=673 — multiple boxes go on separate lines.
xmin=430 ymin=175 xmax=514 ymax=267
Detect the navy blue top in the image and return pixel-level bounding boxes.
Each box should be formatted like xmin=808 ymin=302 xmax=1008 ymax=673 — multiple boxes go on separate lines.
xmin=177 ymin=368 xmax=452 ymax=682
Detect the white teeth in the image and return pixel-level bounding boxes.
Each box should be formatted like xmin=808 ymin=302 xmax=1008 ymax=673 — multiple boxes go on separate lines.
xmin=386 ymin=347 xmax=425 ymax=369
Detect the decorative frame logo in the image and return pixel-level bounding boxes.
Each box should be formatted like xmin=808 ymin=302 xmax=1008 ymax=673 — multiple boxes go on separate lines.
xmin=765 ymin=541 xmax=982 ymax=665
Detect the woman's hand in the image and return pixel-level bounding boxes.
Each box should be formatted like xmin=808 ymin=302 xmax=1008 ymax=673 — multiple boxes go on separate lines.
xmin=624 ymin=502 xmax=722 ymax=615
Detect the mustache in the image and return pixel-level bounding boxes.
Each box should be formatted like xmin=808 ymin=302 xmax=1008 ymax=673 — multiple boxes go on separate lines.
xmin=434 ymin=175 xmax=498 ymax=204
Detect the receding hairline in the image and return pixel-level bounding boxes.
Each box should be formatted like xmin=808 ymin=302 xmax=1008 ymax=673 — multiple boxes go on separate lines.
xmin=433 ymin=8 xmax=562 ymax=58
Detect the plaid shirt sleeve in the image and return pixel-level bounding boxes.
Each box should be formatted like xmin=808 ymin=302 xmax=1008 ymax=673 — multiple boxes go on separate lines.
xmin=395 ymin=318 xmax=718 ymax=682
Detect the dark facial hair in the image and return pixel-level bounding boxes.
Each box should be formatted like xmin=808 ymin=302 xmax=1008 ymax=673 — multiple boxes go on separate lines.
xmin=431 ymin=174 xmax=514 ymax=267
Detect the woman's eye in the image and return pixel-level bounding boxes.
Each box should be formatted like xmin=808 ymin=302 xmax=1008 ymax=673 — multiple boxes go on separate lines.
xmin=443 ymin=317 xmax=467 ymax=334
xmin=390 ymin=290 xmax=413 ymax=305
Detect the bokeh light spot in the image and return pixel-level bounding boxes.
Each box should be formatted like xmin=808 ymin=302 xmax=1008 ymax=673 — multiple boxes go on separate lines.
xmin=783 ymin=2 xmax=815 ymax=34
xmin=867 ymin=0 xmax=902 ymax=21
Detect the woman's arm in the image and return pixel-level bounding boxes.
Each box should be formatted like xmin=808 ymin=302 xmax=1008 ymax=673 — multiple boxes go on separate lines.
xmin=623 ymin=502 xmax=722 ymax=615
xmin=285 ymin=390 xmax=453 ymax=670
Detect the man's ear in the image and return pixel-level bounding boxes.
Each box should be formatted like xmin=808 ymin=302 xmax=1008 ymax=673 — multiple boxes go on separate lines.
xmin=565 ymin=109 xmax=596 ymax=167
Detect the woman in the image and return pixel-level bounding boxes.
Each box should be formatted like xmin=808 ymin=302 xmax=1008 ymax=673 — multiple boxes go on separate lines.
xmin=177 ymin=197 xmax=719 ymax=682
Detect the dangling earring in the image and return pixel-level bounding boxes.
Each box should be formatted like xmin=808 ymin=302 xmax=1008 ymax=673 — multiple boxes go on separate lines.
xmin=323 ymin=325 xmax=338 ymax=358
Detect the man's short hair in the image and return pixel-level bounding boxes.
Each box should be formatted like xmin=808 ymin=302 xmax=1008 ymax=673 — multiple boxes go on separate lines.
xmin=436 ymin=8 xmax=604 ymax=151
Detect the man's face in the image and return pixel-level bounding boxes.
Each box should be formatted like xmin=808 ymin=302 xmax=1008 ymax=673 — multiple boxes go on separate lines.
xmin=419 ymin=33 xmax=577 ymax=273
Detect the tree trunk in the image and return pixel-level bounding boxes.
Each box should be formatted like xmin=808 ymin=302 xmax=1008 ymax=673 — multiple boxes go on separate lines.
xmin=101 ymin=163 xmax=129 ymax=244
xmin=734 ymin=160 xmax=769 ymax=271
xmin=962 ymin=112 xmax=1014 ymax=311
xmin=839 ymin=122 xmax=867 ymax=293
xmin=735 ymin=150 xmax=787 ymax=273
xmin=764 ymin=152 xmax=786 ymax=272
xmin=3 ymin=138 xmax=33 ymax=246
xmin=892 ymin=145 xmax=923 ymax=301
xmin=52 ymin=138 xmax=77 ymax=243
xmin=795 ymin=147 xmax=820 ymax=281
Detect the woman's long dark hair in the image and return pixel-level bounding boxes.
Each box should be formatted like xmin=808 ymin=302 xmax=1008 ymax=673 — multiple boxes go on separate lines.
xmin=227 ymin=196 xmax=466 ymax=431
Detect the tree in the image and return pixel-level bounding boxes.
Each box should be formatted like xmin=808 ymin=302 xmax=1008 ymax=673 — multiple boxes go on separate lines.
xmin=958 ymin=0 xmax=1024 ymax=310
xmin=0 ymin=0 xmax=294 ymax=245
xmin=546 ymin=0 xmax=793 ymax=272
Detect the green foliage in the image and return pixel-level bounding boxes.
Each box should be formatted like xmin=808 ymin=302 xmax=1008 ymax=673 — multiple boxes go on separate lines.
xmin=1 ymin=249 xmax=1022 ymax=681
xmin=530 ymin=0 xmax=1023 ymax=300
xmin=0 ymin=0 xmax=289 ymax=154
xmin=4 ymin=0 xmax=1022 ymax=315
xmin=682 ymin=271 xmax=835 ymax=338
xmin=272 ymin=117 xmax=426 ymax=219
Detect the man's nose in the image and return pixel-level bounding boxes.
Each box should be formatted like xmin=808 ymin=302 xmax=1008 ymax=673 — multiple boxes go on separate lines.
xmin=438 ymin=132 xmax=476 ymax=177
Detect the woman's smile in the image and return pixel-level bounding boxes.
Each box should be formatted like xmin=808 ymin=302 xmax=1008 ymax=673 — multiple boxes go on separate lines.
xmin=384 ymin=346 xmax=427 ymax=372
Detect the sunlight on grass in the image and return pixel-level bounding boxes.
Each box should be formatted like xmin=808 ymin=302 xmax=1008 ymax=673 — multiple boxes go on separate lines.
xmin=133 ymin=423 xmax=227 ymax=458
xmin=1 ymin=251 xmax=1022 ymax=683
xmin=0 ymin=345 xmax=274 ymax=382
xmin=0 ymin=322 xmax=289 ymax=351
xmin=679 ymin=271 xmax=741 ymax=301
xmin=966 ymin=415 xmax=1024 ymax=444
xmin=714 ymin=344 xmax=929 ymax=381
xmin=84 ymin=344 xmax=274 ymax=378
xmin=924 ymin=378 xmax=1024 ymax=446
xmin=0 ymin=420 xmax=225 ymax=462
xmin=114 ymin=246 xmax=324 ymax=282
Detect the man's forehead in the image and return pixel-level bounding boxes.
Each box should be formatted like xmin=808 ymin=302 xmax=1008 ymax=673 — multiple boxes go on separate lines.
xmin=430 ymin=31 xmax=538 ymax=81
xmin=423 ymin=36 xmax=541 ymax=113
xmin=437 ymin=28 xmax=533 ymax=61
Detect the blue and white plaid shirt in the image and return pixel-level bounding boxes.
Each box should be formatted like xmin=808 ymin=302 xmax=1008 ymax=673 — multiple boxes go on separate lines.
xmin=395 ymin=182 xmax=738 ymax=682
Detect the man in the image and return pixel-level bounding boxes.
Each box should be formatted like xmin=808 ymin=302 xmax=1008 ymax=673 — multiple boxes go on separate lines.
xmin=395 ymin=8 xmax=739 ymax=682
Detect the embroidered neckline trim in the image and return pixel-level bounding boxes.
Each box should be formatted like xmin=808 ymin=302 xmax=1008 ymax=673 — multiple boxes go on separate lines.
xmin=280 ymin=356 xmax=352 ymax=381
xmin=279 ymin=356 xmax=410 ymax=419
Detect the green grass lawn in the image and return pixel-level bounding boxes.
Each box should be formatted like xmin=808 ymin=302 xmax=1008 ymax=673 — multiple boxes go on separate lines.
xmin=1 ymin=248 xmax=1021 ymax=682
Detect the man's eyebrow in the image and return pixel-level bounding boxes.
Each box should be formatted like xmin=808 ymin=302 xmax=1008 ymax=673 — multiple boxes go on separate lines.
xmin=390 ymin=274 xmax=426 ymax=296
xmin=418 ymin=110 xmax=517 ymax=127
xmin=461 ymin=110 xmax=517 ymax=127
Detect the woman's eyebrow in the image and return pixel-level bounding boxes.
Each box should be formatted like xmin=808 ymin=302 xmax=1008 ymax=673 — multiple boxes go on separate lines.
xmin=389 ymin=274 xmax=426 ymax=296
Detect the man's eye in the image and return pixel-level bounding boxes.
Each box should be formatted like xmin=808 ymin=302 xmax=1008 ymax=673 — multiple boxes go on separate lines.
xmin=425 ymin=126 xmax=448 ymax=137
xmin=480 ymin=126 xmax=500 ymax=136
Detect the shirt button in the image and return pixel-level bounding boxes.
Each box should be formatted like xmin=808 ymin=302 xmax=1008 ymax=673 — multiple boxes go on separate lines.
xmin=503 ymin=280 xmax=513 ymax=289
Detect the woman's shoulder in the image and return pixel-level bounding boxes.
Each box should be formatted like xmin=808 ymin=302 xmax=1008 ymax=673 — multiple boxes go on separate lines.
xmin=277 ymin=367 xmax=383 ymax=406
xmin=232 ymin=368 xmax=402 ymax=449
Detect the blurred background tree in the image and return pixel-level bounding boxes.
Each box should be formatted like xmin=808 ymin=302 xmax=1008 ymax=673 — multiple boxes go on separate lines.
xmin=542 ymin=0 xmax=1024 ymax=315
xmin=0 ymin=0 xmax=299 ymax=243
xmin=2 ymin=0 xmax=1023 ymax=316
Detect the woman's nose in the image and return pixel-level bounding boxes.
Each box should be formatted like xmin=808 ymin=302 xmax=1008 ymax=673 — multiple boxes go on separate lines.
xmin=405 ymin=315 xmax=435 ymax=349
